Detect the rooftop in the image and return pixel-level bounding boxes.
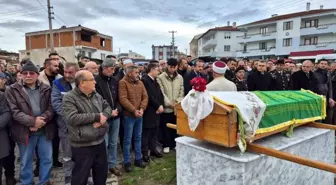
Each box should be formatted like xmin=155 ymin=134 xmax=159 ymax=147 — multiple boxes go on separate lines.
xmin=197 ymin=26 xmax=240 ymax=40
xmin=25 ymin=25 xmax=112 ymax=39
xmin=239 ymin=8 xmax=336 ymax=27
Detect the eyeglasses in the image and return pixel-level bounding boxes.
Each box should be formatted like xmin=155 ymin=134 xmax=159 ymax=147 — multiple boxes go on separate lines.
xmin=83 ymin=78 xmax=95 ymax=82
xmin=21 ymin=71 xmax=37 ymax=76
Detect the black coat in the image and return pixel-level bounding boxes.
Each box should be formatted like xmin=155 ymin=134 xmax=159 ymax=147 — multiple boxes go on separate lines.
xmin=95 ymin=67 xmax=122 ymax=119
xmin=247 ymin=71 xmax=273 ymax=91
xmin=314 ymin=69 xmax=333 ymax=100
xmin=269 ymin=70 xmax=292 ymax=90
xmin=183 ymin=70 xmax=207 ymax=95
xmin=232 ymin=78 xmax=248 ymax=91
xmin=177 ymin=69 xmax=187 ymax=78
xmin=141 ymin=74 xmax=164 ymax=129
xmin=115 ymin=69 xmax=125 ymax=82
xmin=225 ymin=70 xmax=235 ymax=82
xmin=0 ymin=91 xmax=10 ymax=159
xmin=291 ymin=70 xmax=318 ymax=93
xmin=331 ymin=71 xmax=336 ymax=100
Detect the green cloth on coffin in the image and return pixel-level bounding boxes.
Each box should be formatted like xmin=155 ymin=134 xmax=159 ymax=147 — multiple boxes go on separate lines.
xmin=253 ymin=90 xmax=325 ymax=134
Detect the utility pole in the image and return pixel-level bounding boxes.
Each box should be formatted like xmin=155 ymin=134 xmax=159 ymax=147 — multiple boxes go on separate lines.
xmin=169 ymin=31 xmax=177 ymax=58
xmin=47 ymin=0 xmax=55 ymax=52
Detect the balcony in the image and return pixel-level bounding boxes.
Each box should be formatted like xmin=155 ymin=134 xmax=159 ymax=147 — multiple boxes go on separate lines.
xmin=237 ymin=31 xmax=277 ymax=43
xmin=202 ymin=39 xmax=217 ymax=50
xmin=236 ymin=47 xmax=276 ymax=57
xmin=300 ymin=23 xmax=336 ymax=36
xmin=299 ymin=41 xmax=336 ymax=51
xmin=75 ymin=40 xmax=98 ymax=50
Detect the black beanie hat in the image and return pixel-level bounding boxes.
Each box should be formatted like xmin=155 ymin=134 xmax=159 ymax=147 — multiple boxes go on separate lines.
xmin=21 ymin=61 xmax=39 ymax=74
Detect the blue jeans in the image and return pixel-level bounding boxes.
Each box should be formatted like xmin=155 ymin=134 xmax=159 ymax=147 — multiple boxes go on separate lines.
xmin=123 ymin=116 xmax=142 ymax=164
xmin=18 ymin=135 xmax=52 ymax=185
xmin=105 ymin=118 xmax=120 ymax=169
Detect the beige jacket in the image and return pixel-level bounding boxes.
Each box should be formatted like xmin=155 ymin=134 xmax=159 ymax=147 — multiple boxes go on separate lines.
xmin=206 ymin=76 xmax=237 ymax=92
xmin=157 ymin=72 xmax=184 ymax=113
xmin=38 ymin=70 xmax=62 ymax=86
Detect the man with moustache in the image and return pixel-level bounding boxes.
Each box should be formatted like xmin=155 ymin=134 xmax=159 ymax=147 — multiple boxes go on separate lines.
xmin=6 ymin=61 xmax=54 ymax=185
xmin=62 ymin=70 xmax=111 ymax=185
xmin=51 ymin=63 xmax=80 ymax=184
xmin=119 ymin=66 xmax=148 ymax=172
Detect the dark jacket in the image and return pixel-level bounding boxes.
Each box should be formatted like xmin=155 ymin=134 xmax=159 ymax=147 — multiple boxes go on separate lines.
xmin=62 ymin=87 xmax=112 ymax=147
xmin=269 ymin=70 xmax=292 ymax=90
xmin=225 ymin=69 xmax=235 ymax=82
xmin=232 ymin=78 xmax=248 ymax=91
xmin=183 ymin=70 xmax=207 ymax=96
xmin=141 ymin=74 xmax=164 ymax=128
xmin=291 ymin=70 xmax=318 ymax=93
xmin=51 ymin=77 xmax=73 ymax=138
xmin=95 ymin=67 xmax=122 ymax=119
xmin=115 ymin=69 xmax=125 ymax=82
xmin=177 ymin=68 xmax=187 ymax=78
xmin=247 ymin=71 xmax=273 ymax=91
xmin=5 ymin=80 xmax=54 ymax=144
xmin=314 ymin=68 xmax=333 ymax=100
xmin=331 ymin=71 xmax=336 ymax=100
xmin=0 ymin=91 xmax=11 ymax=159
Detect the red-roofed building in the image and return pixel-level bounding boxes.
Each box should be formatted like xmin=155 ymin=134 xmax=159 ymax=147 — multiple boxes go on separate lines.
xmin=197 ymin=21 xmax=243 ymax=58
xmin=235 ymin=4 xmax=336 ymax=60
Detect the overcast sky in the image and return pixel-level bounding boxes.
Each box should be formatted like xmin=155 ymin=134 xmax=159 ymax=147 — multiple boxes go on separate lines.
xmin=0 ymin=0 xmax=335 ymax=59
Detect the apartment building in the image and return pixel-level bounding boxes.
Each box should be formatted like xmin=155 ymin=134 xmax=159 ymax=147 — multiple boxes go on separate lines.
xmin=189 ymin=34 xmax=202 ymax=58
xmin=21 ymin=25 xmax=114 ymax=65
xmin=118 ymin=50 xmax=146 ymax=59
xmin=197 ymin=22 xmax=242 ymax=57
xmin=152 ymin=45 xmax=178 ymax=60
xmin=236 ymin=4 xmax=336 ymax=60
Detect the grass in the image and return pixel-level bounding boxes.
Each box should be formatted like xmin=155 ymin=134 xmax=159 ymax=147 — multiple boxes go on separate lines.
xmin=119 ymin=151 xmax=177 ymax=185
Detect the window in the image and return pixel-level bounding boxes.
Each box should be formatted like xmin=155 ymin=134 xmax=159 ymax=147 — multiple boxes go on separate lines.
xmin=260 ymin=27 xmax=268 ymax=34
xmin=224 ymin=45 xmax=231 ymax=52
xmin=159 ymin=55 xmax=163 ymax=60
xmin=100 ymin=38 xmax=106 ymax=47
xmin=159 ymin=47 xmax=163 ymax=52
xmin=304 ymin=37 xmax=318 ymax=45
xmin=101 ymin=53 xmax=106 ymax=60
xmin=283 ymin=21 xmax=293 ymax=30
xmin=81 ymin=33 xmax=92 ymax=42
xmin=88 ymin=52 xmax=92 ymax=58
xmin=80 ymin=50 xmax=85 ymax=56
xmin=259 ymin=42 xmax=267 ymax=50
xmin=304 ymin=19 xmax=319 ymax=28
xmin=243 ymin=44 xmax=247 ymax=52
xmin=283 ymin=38 xmax=292 ymax=47
xmin=224 ymin=32 xmax=231 ymax=39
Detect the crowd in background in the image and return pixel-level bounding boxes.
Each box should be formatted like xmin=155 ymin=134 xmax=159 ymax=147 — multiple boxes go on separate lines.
xmin=0 ymin=53 xmax=335 ymax=185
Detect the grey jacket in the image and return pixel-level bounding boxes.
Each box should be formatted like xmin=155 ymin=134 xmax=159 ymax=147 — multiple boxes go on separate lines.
xmin=0 ymin=91 xmax=11 ymax=159
xmin=62 ymin=87 xmax=112 ymax=147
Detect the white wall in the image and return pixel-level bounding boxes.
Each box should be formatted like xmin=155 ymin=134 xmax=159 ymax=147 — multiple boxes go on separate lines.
xmin=27 ymin=47 xmax=77 ymax=66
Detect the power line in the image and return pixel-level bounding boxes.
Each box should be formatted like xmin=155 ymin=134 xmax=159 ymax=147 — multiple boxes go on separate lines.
xmin=36 ymin=0 xmax=67 ymax=25
xmin=0 ymin=11 xmax=45 ymax=22
xmin=0 ymin=6 xmax=43 ymax=16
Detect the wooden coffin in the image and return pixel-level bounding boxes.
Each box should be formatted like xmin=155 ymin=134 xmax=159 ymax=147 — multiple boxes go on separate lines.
xmin=175 ymin=101 xmax=238 ymax=147
xmin=173 ymin=99 xmax=321 ymax=148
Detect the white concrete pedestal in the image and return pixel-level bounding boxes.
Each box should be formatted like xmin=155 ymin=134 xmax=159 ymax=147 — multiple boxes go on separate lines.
xmin=176 ymin=127 xmax=334 ymax=185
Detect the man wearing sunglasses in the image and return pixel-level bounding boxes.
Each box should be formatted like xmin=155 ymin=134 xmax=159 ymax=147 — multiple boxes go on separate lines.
xmin=5 ymin=61 xmax=54 ymax=185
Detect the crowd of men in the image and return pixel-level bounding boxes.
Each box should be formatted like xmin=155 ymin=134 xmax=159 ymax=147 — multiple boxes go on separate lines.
xmin=0 ymin=53 xmax=335 ymax=185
